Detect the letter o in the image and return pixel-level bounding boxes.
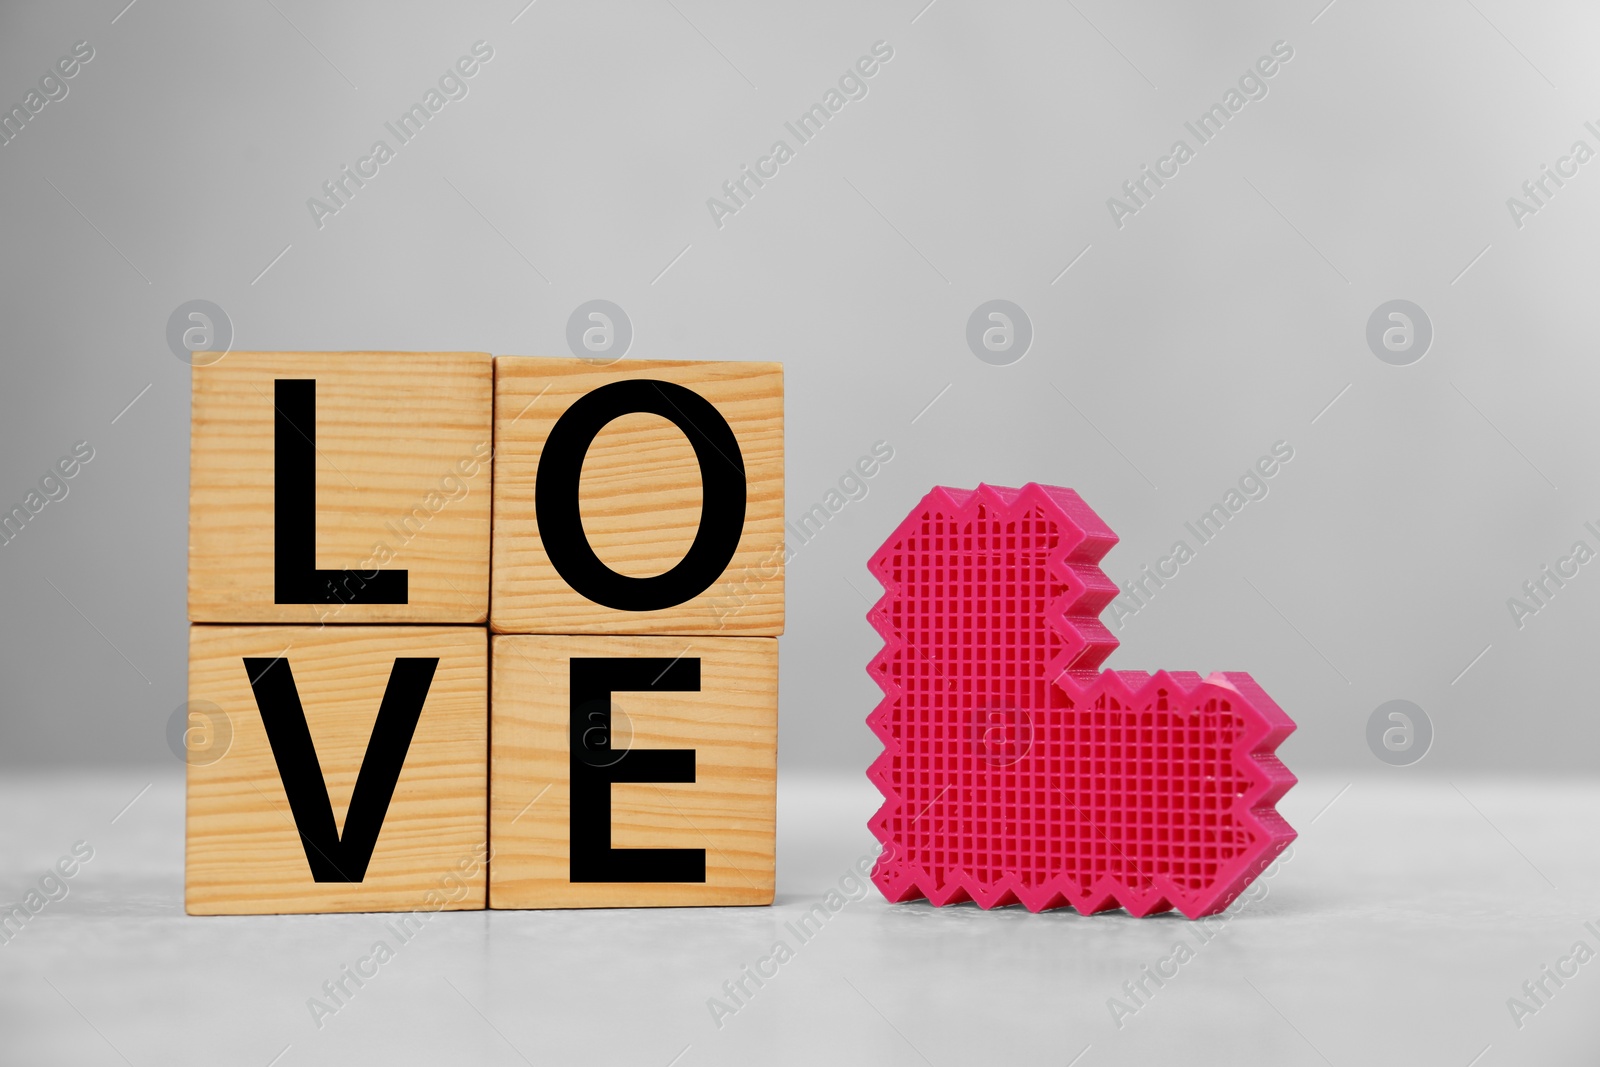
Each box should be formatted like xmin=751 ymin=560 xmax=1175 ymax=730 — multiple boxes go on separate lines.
xmin=536 ymin=379 xmax=746 ymax=611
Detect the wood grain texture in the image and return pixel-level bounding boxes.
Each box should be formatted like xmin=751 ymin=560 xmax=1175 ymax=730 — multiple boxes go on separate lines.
xmin=189 ymin=351 xmax=493 ymax=624
xmin=186 ymin=625 xmax=487 ymax=915
xmin=489 ymin=634 xmax=776 ymax=908
xmin=490 ymin=357 xmax=783 ymax=635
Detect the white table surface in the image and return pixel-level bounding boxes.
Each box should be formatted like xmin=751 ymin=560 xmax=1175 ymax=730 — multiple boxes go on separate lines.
xmin=0 ymin=769 xmax=1594 ymax=1066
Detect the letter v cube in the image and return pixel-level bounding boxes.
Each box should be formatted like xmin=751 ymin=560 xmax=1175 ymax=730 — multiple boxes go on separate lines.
xmin=185 ymin=625 xmax=487 ymax=915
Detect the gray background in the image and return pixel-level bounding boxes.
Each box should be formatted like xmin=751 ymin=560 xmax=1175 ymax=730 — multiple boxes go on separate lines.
xmin=5 ymin=4 xmax=1600 ymax=1065
xmin=3 ymin=0 xmax=1599 ymax=778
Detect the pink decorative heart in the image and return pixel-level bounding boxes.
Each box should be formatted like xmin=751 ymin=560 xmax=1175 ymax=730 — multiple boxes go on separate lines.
xmin=866 ymin=484 xmax=1296 ymax=918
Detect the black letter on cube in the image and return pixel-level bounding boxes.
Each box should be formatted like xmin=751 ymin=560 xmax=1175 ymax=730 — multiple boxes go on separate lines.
xmin=274 ymin=378 xmax=408 ymax=605
xmin=536 ymin=379 xmax=744 ymax=611
xmin=245 ymin=656 xmax=437 ymax=882
xmin=569 ymin=657 xmax=706 ymax=882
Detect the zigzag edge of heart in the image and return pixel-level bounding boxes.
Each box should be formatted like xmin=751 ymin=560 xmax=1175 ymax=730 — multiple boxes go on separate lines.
xmin=864 ymin=483 xmax=1297 ymax=919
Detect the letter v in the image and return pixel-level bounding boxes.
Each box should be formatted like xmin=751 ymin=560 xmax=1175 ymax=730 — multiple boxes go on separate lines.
xmin=244 ymin=656 xmax=438 ymax=881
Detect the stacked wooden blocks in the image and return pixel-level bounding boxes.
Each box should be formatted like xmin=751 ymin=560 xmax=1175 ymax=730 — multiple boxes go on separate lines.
xmin=186 ymin=352 xmax=782 ymax=914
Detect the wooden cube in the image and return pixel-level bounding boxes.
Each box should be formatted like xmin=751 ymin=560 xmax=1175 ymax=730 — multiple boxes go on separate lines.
xmin=189 ymin=351 xmax=493 ymax=624
xmin=186 ymin=625 xmax=488 ymax=915
xmin=489 ymin=634 xmax=776 ymax=908
xmin=491 ymin=357 xmax=783 ymax=635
